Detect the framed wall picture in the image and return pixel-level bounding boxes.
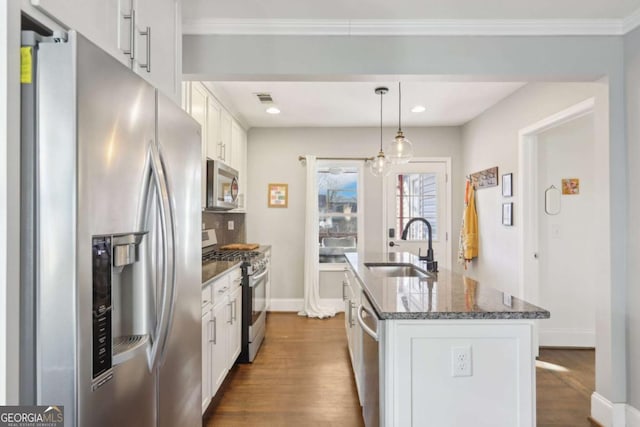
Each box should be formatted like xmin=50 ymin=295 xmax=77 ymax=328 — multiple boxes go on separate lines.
xmin=502 ymin=173 xmax=513 ymax=197
xmin=268 ymin=183 xmax=288 ymax=208
xmin=502 ymin=202 xmax=513 ymax=226
xmin=562 ymin=178 xmax=580 ymax=195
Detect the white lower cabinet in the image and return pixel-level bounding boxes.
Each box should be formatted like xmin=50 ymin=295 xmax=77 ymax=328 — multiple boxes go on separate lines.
xmin=201 ymin=308 xmax=212 ymax=413
xmin=228 ymin=285 xmax=242 ymax=363
xmin=201 ymin=266 xmax=243 ymax=413
xmin=210 ymin=298 xmax=229 ymax=396
xmin=344 ymin=268 xmax=363 ymax=405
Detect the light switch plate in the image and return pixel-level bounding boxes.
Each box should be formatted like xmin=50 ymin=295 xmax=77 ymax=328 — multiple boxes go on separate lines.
xmin=228 ymin=220 xmax=234 ymax=231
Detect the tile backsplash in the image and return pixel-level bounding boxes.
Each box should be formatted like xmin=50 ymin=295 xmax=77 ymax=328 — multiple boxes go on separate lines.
xmin=202 ymin=212 xmax=246 ymax=245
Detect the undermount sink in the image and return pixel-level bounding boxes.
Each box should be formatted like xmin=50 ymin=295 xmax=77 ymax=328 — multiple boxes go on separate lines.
xmin=365 ymin=263 xmax=431 ymax=278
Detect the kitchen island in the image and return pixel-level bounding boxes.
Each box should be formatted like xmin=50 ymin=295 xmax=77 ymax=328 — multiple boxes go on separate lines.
xmin=344 ymin=252 xmax=550 ymax=427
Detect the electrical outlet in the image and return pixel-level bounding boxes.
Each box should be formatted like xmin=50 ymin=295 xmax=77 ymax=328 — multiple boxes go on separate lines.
xmin=228 ymin=220 xmax=234 ymax=231
xmin=202 ymin=223 xmax=205 ymax=230
xmin=451 ymin=346 xmax=472 ymax=377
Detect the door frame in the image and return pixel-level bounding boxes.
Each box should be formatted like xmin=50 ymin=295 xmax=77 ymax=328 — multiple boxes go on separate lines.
xmin=381 ymin=157 xmax=452 ymax=270
xmin=518 ymin=97 xmax=595 ymax=303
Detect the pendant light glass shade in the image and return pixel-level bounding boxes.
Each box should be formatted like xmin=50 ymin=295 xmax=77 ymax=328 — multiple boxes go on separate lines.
xmin=370 ymin=149 xmax=389 ymax=177
xmin=386 ymin=82 xmax=413 ymax=164
xmin=370 ymin=87 xmax=390 ymax=177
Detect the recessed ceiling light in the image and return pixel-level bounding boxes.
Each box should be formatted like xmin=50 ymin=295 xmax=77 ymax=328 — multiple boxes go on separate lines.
xmin=411 ymin=105 xmax=426 ymax=113
xmin=266 ymin=107 xmax=281 ymax=115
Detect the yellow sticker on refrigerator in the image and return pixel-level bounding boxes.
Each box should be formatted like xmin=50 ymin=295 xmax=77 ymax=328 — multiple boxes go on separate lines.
xmin=21 ymin=46 xmax=33 ymax=84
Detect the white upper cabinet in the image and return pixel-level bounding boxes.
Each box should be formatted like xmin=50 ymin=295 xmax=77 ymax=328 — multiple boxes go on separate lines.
xmin=132 ymin=0 xmax=179 ymax=101
xmin=184 ymin=82 xmax=249 ymax=212
xmin=230 ymin=121 xmax=247 ymax=211
xmin=219 ymin=109 xmax=233 ymax=164
xmin=29 ymin=0 xmax=180 ymax=103
xmin=206 ymin=97 xmax=222 ymax=162
xmin=190 ymin=83 xmax=207 ymax=209
xmin=30 ymin=0 xmax=124 ymax=64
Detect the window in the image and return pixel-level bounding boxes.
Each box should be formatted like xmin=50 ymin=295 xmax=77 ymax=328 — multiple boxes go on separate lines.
xmin=395 ymin=173 xmax=438 ymax=240
xmin=317 ymin=162 xmax=362 ymax=264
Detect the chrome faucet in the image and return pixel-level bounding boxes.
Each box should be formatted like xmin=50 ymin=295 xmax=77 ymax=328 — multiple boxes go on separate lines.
xmin=401 ymin=217 xmax=438 ymax=273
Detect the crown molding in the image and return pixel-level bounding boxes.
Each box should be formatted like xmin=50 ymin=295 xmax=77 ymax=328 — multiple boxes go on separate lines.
xmin=183 ymin=18 xmax=629 ymax=36
xmin=623 ymin=7 xmax=640 ymax=34
xmin=183 ymin=19 xmax=350 ymax=36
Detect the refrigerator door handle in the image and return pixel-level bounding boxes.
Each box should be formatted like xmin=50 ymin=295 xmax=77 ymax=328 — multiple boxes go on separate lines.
xmin=148 ymin=139 xmax=177 ymax=370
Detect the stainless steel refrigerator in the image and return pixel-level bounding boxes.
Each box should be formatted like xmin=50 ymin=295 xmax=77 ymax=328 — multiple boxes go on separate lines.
xmin=20 ymin=30 xmax=202 ymax=427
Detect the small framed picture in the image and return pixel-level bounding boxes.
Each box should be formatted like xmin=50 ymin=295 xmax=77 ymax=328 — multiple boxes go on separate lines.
xmin=502 ymin=173 xmax=513 ymax=197
xmin=268 ymin=183 xmax=288 ymax=208
xmin=502 ymin=202 xmax=513 ymax=226
xmin=562 ymin=178 xmax=580 ymax=195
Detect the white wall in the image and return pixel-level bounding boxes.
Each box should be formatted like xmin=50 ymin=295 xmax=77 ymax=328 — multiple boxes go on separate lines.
xmin=461 ymin=83 xmax=604 ymax=293
xmin=624 ymin=25 xmax=640 ymax=414
xmin=245 ymin=126 xmax=462 ymax=300
xmin=536 ymin=114 xmax=596 ymax=347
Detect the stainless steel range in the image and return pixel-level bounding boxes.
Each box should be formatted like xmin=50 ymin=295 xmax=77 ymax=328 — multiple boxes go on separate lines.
xmin=201 ymin=230 xmax=268 ymax=363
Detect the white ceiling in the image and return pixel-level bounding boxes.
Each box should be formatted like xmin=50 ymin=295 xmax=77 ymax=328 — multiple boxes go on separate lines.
xmin=207 ymin=81 xmax=526 ymax=128
xmin=183 ymin=0 xmax=639 ymax=20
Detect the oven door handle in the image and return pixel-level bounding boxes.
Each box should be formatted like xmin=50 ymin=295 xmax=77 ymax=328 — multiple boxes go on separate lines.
xmin=249 ymin=268 xmax=268 ymax=286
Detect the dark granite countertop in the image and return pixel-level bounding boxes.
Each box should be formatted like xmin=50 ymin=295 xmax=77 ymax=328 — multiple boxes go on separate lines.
xmin=202 ymin=260 xmax=242 ymax=287
xmin=345 ymin=252 xmax=550 ymax=320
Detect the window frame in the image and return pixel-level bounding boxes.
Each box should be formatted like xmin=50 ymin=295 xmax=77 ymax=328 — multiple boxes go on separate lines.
xmin=316 ymin=160 xmax=365 ymax=271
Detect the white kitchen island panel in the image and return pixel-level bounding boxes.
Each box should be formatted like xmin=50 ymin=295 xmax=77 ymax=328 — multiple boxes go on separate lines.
xmin=388 ymin=320 xmax=534 ymax=427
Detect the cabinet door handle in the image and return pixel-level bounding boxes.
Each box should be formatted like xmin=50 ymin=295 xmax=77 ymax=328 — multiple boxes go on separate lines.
xmin=342 ymin=280 xmax=348 ymax=301
xmin=223 ymin=143 xmax=226 ymax=161
xmin=212 ymin=317 xmax=217 ymax=344
xmin=227 ymin=302 xmax=233 ymax=324
xmin=231 ymin=299 xmax=237 ymax=322
xmin=208 ymin=319 xmax=214 ymax=343
xmin=138 ymin=26 xmax=151 ymax=72
xmin=350 ymin=302 xmax=356 ymax=327
xmin=122 ymin=9 xmax=135 ymax=60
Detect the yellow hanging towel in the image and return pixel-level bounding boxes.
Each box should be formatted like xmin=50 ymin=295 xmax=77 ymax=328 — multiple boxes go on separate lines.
xmin=463 ymin=184 xmax=479 ymax=261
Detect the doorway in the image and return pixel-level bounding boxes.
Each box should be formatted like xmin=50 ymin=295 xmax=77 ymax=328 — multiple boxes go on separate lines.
xmin=519 ymin=99 xmax=597 ymax=348
xmin=383 ymin=158 xmax=452 ymax=270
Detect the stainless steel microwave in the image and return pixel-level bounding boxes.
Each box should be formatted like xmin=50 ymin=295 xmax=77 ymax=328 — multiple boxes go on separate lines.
xmin=206 ymin=160 xmax=239 ymax=210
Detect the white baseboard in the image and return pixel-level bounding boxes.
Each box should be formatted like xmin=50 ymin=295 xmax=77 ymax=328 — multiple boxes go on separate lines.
xmin=539 ymin=328 xmax=595 ymax=347
xmin=268 ymin=298 xmax=345 ymax=313
xmin=591 ymin=392 xmax=630 ymax=426
xmin=628 ymin=404 xmax=640 ymax=427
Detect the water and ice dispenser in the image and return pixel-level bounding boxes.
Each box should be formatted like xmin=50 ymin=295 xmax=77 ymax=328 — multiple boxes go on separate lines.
xmin=91 ymin=232 xmax=148 ymax=388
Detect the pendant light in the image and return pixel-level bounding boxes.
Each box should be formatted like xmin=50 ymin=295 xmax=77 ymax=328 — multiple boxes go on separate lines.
xmin=387 ymin=81 xmax=413 ymax=164
xmin=370 ymin=87 xmax=390 ymax=177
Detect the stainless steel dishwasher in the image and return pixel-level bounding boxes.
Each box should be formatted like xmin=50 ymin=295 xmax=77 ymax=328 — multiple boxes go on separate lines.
xmin=357 ymin=292 xmax=381 ymax=427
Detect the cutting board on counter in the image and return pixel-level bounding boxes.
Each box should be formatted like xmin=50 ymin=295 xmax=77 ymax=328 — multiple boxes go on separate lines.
xmin=220 ymin=243 xmax=260 ymax=251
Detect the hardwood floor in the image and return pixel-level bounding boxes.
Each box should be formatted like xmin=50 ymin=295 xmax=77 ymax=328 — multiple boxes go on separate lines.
xmin=205 ymin=313 xmax=595 ymax=427
xmin=205 ymin=312 xmax=365 ymax=426
xmin=536 ymin=348 xmax=595 ymax=427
